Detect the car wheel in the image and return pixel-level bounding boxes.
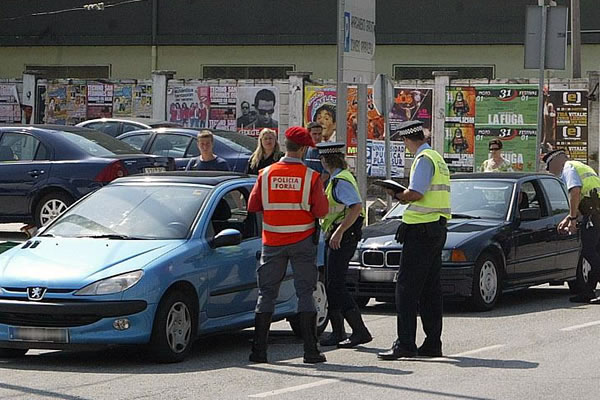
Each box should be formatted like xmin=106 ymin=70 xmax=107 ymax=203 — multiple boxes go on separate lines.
xmin=34 ymin=192 xmax=74 ymax=227
xmin=0 ymin=348 xmax=28 ymax=358
xmin=568 ymin=255 xmax=591 ymax=294
xmin=470 ymin=252 xmax=501 ymax=311
xmin=354 ymin=296 xmax=370 ymax=308
xmin=288 ymin=278 xmax=329 ymax=337
xmin=150 ymin=291 xmax=196 ymax=363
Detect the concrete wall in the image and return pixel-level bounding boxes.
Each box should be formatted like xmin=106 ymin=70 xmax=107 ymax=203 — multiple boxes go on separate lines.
xmin=2 ymin=44 xmax=599 ymax=80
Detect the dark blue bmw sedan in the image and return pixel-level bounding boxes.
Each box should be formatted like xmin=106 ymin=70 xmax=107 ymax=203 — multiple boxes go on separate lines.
xmin=0 ymin=125 xmax=175 ymax=227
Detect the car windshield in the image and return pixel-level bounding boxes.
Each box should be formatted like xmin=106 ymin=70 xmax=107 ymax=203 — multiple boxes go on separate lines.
xmin=383 ymin=180 xmax=514 ymax=220
xmin=61 ymin=130 xmax=143 ymax=156
xmin=43 ymin=185 xmax=209 ymax=239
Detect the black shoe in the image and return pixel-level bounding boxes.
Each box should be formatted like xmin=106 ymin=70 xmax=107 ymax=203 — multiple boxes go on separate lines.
xmin=377 ymin=342 xmax=417 ymax=360
xmin=569 ymin=294 xmax=595 ymax=303
xmin=589 ymin=296 xmax=600 ymax=305
xmin=417 ymin=345 xmax=443 ymax=357
xmin=320 ymin=310 xmax=347 ymax=346
xmin=338 ymin=308 xmax=372 ymax=348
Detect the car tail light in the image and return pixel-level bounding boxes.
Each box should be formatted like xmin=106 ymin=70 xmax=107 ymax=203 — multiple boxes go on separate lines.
xmin=95 ymin=161 xmax=128 ymax=182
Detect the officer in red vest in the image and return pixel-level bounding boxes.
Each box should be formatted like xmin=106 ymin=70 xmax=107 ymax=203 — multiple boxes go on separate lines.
xmin=248 ymin=126 xmax=329 ymax=364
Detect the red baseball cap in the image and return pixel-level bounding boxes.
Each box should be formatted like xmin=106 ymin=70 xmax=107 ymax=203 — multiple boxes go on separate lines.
xmin=284 ymin=126 xmax=315 ymax=147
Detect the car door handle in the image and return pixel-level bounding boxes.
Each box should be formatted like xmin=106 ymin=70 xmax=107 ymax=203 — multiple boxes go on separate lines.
xmin=28 ymin=170 xmax=44 ymax=177
xmin=256 ymin=251 xmax=261 ymax=260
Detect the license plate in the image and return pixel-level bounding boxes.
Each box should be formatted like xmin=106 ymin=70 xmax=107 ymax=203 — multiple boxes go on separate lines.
xmin=8 ymin=327 xmax=69 ymax=343
xmin=144 ymin=167 xmax=166 ymax=173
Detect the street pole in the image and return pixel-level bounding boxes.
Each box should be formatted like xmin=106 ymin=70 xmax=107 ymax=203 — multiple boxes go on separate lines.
xmin=380 ymin=76 xmax=392 ymax=210
xmin=151 ymin=0 xmax=158 ymax=71
xmin=536 ymin=3 xmax=548 ymax=172
xmin=357 ymin=84 xmax=368 ymax=209
xmin=571 ymin=0 xmax=581 ymax=78
xmin=336 ymin=0 xmax=347 ymax=146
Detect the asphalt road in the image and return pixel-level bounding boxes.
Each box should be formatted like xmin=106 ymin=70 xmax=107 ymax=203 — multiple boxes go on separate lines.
xmin=1 ymin=285 xmax=599 ymax=400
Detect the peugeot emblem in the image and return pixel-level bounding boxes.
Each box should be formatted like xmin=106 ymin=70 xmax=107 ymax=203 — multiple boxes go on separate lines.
xmin=27 ymin=287 xmax=47 ymax=301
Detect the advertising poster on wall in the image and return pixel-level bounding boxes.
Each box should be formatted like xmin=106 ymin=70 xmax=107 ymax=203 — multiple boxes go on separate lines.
xmin=474 ymin=128 xmax=538 ymax=172
xmin=113 ymin=84 xmax=133 ymax=117
xmin=367 ymin=140 xmax=405 ymax=177
xmin=45 ymin=83 xmax=87 ymax=125
xmin=543 ymin=89 xmax=588 ymax=163
xmin=304 ymin=86 xmax=337 ymax=142
xmin=236 ymin=86 xmax=279 ymax=137
xmin=209 ymin=86 xmax=237 ymax=131
xmin=132 ymin=84 xmax=152 ymax=118
xmin=445 ymin=85 xmax=539 ymax=172
xmin=167 ymin=85 xmax=210 ymax=128
xmin=389 ymin=88 xmax=433 ymax=140
xmin=0 ymin=84 xmax=21 ymax=123
xmin=346 ymin=86 xmax=384 ymax=154
xmin=87 ymin=82 xmax=113 ymax=119
xmin=444 ymin=123 xmax=475 ymax=172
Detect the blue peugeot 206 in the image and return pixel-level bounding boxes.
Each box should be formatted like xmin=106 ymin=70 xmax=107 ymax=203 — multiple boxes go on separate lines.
xmin=0 ymin=172 xmax=328 ymax=363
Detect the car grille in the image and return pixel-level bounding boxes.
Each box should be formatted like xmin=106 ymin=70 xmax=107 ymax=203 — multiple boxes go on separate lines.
xmin=0 ymin=312 xmax=100 ymax=328
xmin=361 ymin=250 xmax=401 ymax=267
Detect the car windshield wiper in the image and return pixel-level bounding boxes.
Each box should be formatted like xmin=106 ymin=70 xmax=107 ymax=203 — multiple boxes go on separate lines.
xmin=451 ymin=213 xmax=481 ymax=219
xmin=78 ymin=234 xmax=147 ymax=240
xmin=385 ymin=215 xmax=402 ymax=220
xmin=38 ymin=233 xmax=55 ymax=237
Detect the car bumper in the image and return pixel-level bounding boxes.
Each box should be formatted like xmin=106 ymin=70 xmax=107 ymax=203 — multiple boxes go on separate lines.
xmin=346 ymin=263 xmax=474 ymax=300
xmin=0 ymin=299 xmax=157 ymax=349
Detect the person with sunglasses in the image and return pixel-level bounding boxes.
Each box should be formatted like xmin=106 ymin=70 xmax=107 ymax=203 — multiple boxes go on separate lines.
xmin=253 ymin=89 xmax=279 ymax=129
xmin=480 ymin=139 xmax=513 ymax=172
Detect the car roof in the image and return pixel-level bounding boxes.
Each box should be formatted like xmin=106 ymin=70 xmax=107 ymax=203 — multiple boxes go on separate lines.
xmin=78 ymin=118 xmax=177 ymax=126
xmin=0 ymin=124 xmax=98 ymax=134
xmin=452 ymin=172 xmax=553 ymax=181
xmin=114 ymin=171 xmax=252 ymax=186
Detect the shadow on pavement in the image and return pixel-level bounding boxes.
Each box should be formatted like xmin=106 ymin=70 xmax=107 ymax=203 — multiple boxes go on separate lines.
xmin=364 ymin=286 xmax=584 ymax=318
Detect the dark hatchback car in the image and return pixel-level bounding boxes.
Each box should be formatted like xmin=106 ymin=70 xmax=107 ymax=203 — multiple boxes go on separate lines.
xmin=76 ymin=118 xmax=181 ymax=138
xmin=0 ymin=125 xmax=175 ymax=226
xmin=116 ymin=128 xmax=254 ymax=172
xmin=348 ymin=173 xmax=584 ymax=311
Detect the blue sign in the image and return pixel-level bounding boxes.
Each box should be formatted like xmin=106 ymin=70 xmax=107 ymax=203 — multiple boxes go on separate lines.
xmin=344 ymin=11 xmax=351 ymax=52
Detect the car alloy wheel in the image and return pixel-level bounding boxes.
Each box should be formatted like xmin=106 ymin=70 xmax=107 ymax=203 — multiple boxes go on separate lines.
xmin=479 ymin=260 xmax=498 ymax=304
xmin=165 ymin=301 xmax=192 ymax=354
xmin=39 ymin=199 xmax=68 ymax=226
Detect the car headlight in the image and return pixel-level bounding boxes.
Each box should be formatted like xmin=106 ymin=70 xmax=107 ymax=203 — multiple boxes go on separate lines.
xmin=441 ymin=249 xmax=467 ymax=263
xmin=350 ymin=249 xmax=360 ymax=263
xmin=74 ymin=270 xmax=144 ymax=296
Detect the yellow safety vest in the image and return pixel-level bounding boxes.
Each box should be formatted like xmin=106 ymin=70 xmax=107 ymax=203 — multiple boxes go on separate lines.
xmin=566 ymin=160 xmax=600 ymax=197
xmin=322 ymin=169 xmax=365 ymax=233
xmin=403 ymin=149 xmax=451 ymax=224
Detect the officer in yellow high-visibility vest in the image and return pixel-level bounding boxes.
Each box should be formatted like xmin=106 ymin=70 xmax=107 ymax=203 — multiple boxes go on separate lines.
xmin=544 ymin=149 xmax=600 ymax=304
xmin=378 ymin=120 xmax=451 ymax=360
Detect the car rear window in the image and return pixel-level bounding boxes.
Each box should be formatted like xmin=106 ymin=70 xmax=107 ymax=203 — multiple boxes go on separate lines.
xmin=61 ymin=130 xmax=143 ymax=156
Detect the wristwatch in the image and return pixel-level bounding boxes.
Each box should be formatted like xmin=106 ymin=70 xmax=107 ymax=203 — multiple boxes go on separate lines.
xmin=568 ymin=215 xmax=578 ymax=221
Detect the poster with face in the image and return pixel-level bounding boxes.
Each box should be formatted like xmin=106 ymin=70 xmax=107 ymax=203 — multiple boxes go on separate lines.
xmin=236 ymin=86 xmax=279 ymax=137
xmin=304 ymin=86 xmax=337 ymax=142
xmin=444 ymin=123 xmax=475 ymax=172
xmin=446 ymin=87 xmax=476 ymax=123
xmin=113 ymin=84 xmax=133 ymax=117
xmin=167 ymin=85 xmax=211 ymax=128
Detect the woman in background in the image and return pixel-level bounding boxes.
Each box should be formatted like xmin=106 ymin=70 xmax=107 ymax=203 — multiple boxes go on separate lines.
xmin=480 ymin=139 xmax=513 ymax=172
xmin=246 ymin=128 xmax=284 ymax=175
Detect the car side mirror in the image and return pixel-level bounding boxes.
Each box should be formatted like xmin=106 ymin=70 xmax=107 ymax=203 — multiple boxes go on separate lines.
xmin=520 ymin=207 xmax=541 ymax=222
xmin=211 ymin=229 xmax=242 ymax=248
xmin=375 ymin=208 xmax=387 ymax=218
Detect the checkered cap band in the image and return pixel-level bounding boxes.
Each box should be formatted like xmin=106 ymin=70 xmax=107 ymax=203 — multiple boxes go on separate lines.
xmin=398 ymin=125 xmax=423 ymax=136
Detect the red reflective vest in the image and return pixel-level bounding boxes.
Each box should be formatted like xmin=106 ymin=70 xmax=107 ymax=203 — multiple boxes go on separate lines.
xmin=260 ymin=162 xmax=318 ymax=246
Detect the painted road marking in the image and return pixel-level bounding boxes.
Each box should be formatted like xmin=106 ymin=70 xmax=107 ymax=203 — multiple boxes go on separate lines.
xmin=248 ymin=379 xmax=340 ymax=398
xmin=449 ymin=344 xmax=506 ymax=358
xmin=560 ymin=320 xmax=600 ymax=332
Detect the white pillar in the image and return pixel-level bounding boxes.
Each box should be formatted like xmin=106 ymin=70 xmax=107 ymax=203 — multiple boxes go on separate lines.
xmin=151 ymin=70 xmax=175 ymax=120
xmin=432 ymin=71 xmax=458 ymax=155
xmin=286 ymin=72 xmax=312 ymax=128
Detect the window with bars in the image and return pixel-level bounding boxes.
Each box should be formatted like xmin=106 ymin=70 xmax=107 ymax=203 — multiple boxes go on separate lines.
xmin=202 ymin=65 xmax=295 ymax=79
xmin=393 ymin=65 xmax=495 ymax=80
xmin=25 ymin=65 xmax=111 ymax=79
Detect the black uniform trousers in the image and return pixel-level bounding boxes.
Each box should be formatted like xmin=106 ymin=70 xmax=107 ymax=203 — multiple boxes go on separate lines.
xmin=326 ymin=237 xmax=359 ymax=312
xmin=580 ymin=214 xmax=600 ymax=295
xmin=395 ymin=219 xmax=447 ymax=351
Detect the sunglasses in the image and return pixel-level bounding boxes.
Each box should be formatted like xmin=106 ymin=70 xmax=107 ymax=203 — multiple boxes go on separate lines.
xmin=241 ymin=106 xmax=249 ymax=110
xmin=489 ymin=147 xmax=501 ymax=151
xmin=257 ymin=108 xmax=275 ymax=115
